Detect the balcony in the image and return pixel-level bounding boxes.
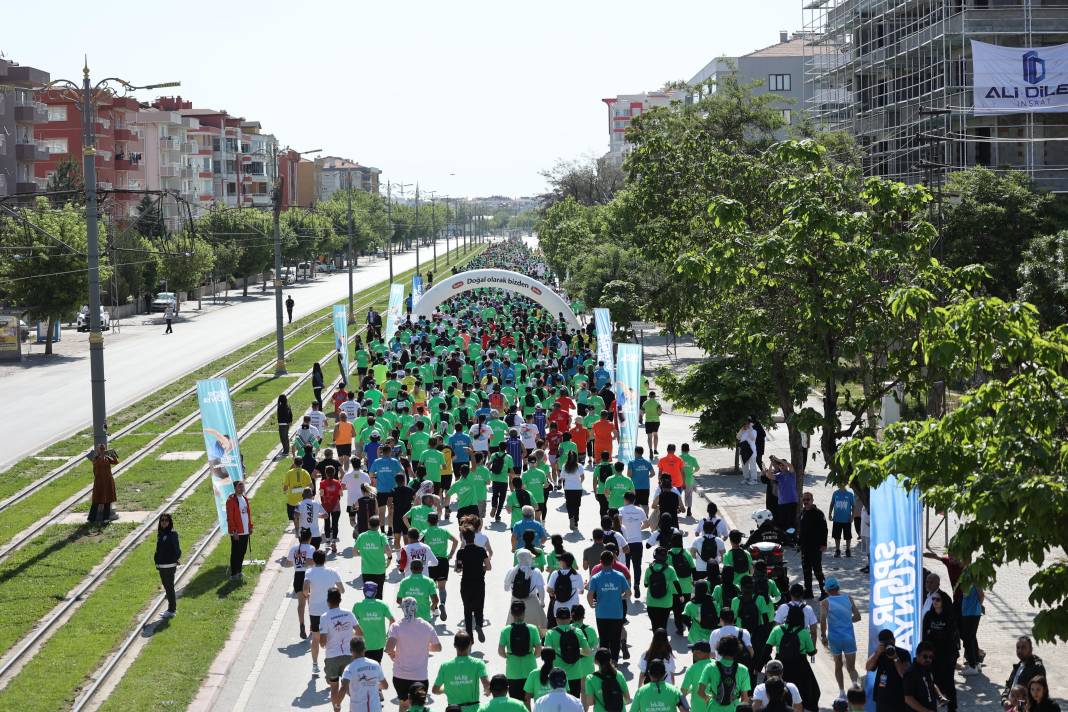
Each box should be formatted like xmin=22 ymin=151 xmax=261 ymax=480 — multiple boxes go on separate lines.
xmin=181 ymin=167 xmax=194 ymax=178
xmin=114 ymin=157 xmax=139 ymax=170
xmin=114 ymin=127 xmax=136 ymax=142
xmin=198 ymin=171 xmax=213 ymax=178
xmin=160 ymin=137 xmax=181 ymax=152
xmin=15 ymin=142 xmax=49 ymax=161
xmin=98 ymin=181 xmax=114 ymax=191
xmin=14 ymin=102 xmax=48 ymax=123
xmin=181 ymin=141 xmax=198 ymax=153
xmin=160 ymin=165 xmax=179 ymax=178
xmin=199 ymin=194 xmax=214 ymax=201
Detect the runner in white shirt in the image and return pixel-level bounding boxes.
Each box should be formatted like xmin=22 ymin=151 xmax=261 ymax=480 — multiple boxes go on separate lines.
xmin=519 ymin=421 xmax=539 ymax=451
xmin=295 ymin=489 xmax=326 ymax=547
xmin=339 ymin=639 xmax=388 ymax=712
xmin=284 ymin=529 xmax=316 ymax=639
xmin=751 ymin=660 xmax=803 ymax=711
xmin=308 ymin=404 xmax=327 ymax=434
xmin=321 ymin=588 xmax=359 ymax=707
xmin=469 ymin=420 xmax=491 ymax=454
xmin=294 ymin=418 xmax=322 ymax=447
xmin=339 ymin=397 xmax=360 ymax=423
xmin=689 ymin=528 xmax=726 ymax=578
xmin=302 ymin=550 xmax=344 ymax=676
xmin=399 ymin=533 xmax=439 ymax=575
xmin=708 ymin=616 xmax=755 ymax=660
xmin=341 ymin=466 xmax=371 ymax=529
xmin=693 ymin=506 xmax=731 ymax=540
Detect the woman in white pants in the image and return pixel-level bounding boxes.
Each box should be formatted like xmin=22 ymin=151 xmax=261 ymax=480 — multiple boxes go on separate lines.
xmin=737 ymin=419 xmax=759 ymax=484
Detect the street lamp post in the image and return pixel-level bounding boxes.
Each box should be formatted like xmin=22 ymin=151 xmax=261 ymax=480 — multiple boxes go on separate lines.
xmin=37 ymin=62 xmax=178 ymax=448
xmin=346 ymin=172 xmax=355 ymax=323
xmin=386 ymin=181 xmax=394 ymax=284
xmin=414 ymin=183 xmax=421 ymax=276
xmin=426 ymin=190 xmax=438 ymax=274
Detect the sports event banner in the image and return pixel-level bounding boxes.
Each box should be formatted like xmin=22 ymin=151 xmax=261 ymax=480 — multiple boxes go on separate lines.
xmin=385 ymin=283 xmax=405 ymax=343
xmin=615 ymin=343 xmax=642 ymax=463
xmin=332 ymin=305 xmax=350 ymax=378
xmin=196 ymin=379 xmax=244 ymax=530
xmin=868 ymin=475 xmax=924 ymax=655
xmin=594 ymin=307 xmax=614 ymax=382
xmin=412 ymin=275 xmax=424 ymax=307
xmin=972 ymin=39 xmax=1068 ymax=114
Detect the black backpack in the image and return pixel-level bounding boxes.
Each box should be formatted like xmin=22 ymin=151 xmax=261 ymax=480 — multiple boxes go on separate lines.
xmin=699 ymin=598 xmax=718 ymax=630
xmin=512 ymin=569 xmax=532 ymax=599
xmin=597 ymin=463 xmax=612 ymax=484
xmin=524 ymin=393 xmax=537 ymax=409
xmin=778 ymin=628 xmax=803 ymax=662
xmin=713 ymin=661 xmax=739 ymax=706
xmin=737 ymin=594 xmax=762 ymax=633
xmin=517 ymin=489 xmax=532 ymax=508
xmin=509 ymin=622 xmax=532 ymax=656
xmin=491 ymin=453 xmax=507 ymax=475
xmin=597 ymin=671 xmax=625 ymax=712
xmin=553 ymin=571 xmax=574 ymax=602
xmin=671 ymin=550 xmax=693 ymax=578
xmin=648 ymin=564 xmax=668 ymax=599
xmin=699 ymin=536 xmax=720 ymax=564
xmin=558 ymin=627 xmax=582 ymax=665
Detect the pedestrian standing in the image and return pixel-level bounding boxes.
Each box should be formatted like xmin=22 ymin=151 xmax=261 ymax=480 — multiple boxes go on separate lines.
xmin=88 ymin=443 xmax=119 ymax=524
xmin=154 ymin=513 xmax=181 ymax=618
xmin=903 ymin=641 xmax=950 ymax=711
xmin=277 ymin=395 xmax=293 ymax=457
xmin=164 ymin=303 xmax=174 ymax=334
xmin=922 ymin=591 xmax=959 ymax=712
xmin=958 ymin=583 xmax=984 ymax=677
xmin=829 ymin=482 xmax=856 ymax=558
xmin=225 ymin=479 xmax=252 ymax=580
xmin=737 ymin=418 xmax=758 ymax=485
xmin=312 ymin=362 xmax=325 ymax=409
xmin=798 ymin=491 xmax=828 ymax=599
xmin=865 ymin=629 xmax=912 ymax=712
xmin=286 ymin=294 xmax=295 ymax=324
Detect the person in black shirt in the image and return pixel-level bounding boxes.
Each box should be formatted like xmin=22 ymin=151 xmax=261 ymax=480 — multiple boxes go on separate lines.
xmin=391 ymin=476 xmax=416 ymax=548
xmin=903 ymin=641 xmax=948 ymax=711
xmin=316 ymin=450 xmax=342 ymax=481
xmin=865 ymin=629 xmax=912 ymax=712
xmin=454 ymin=527 xmax=491 ymax=640
xmin=922 ymin=593 xmax=959 ymax=712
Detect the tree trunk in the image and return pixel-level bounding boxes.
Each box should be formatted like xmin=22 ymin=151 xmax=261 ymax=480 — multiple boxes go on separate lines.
xmin=45 ymin=316 xmax=55 ymax=355
xmin=821 ymin=374 xmax=839 ymax=480
xmin=243 ymin=276 xmax=249 ymax=297
xmin=771 ymin=350 xmax=804 ymax=527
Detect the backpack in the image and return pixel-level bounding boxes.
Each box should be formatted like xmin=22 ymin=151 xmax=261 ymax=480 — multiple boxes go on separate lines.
xmin=491 ymin=454 xmax=507 ymax=475
xmin=704 ymin=561 xmax=722 ymax=587
xmin=553 ymin=571 xmax=574 ymax=602
xmin=699 ymin=598 xmax=718 ymax=631
xmin=737 ymin=594 xmax=762 ymax=633
xmin=597 ymin=464 xmax=612 ymax=484
xmin=713 ymin=661 xmax=739 ymax=706
xmin=671 ymin=550 xmax=693 ymax=578
xmin=509 ymin=622 xmax=532 ymax=656
xmin=699 ymin=536 xmax=720 ymax=564
xmin=648 ymin=565 xmax=668 ymax=599
xmin=778 ymin=628 xmax=803 ymax=663
xmin=512 ymin=569 xmax=532 ymax=599
xmin=597 ymin=671 xmax=625 ymax=712
xmin=517 ymin=489 xmax=532 ymax=508
xmin=558 ymin=628 xmax=582 ymax=665
xmin=754 ymin=574 xmax=770 ymax=599
xmin=524 ymin=393 xmax=537 ymax=410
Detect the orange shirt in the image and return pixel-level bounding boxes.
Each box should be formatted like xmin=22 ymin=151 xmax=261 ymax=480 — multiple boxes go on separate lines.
xmin=591 ymin=419 xmax=616 ymax=459
xmin=658 ymin=453 xmax=684 ymax=488
xmin=569 ymin=423 xmax=589 ymax=450
xmin=334 ymin=421 xmax=355 ymax=445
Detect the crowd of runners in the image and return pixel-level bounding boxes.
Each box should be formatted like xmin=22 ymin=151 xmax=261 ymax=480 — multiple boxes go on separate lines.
xmin=211 ymin=239 xmax=1056 ymax=712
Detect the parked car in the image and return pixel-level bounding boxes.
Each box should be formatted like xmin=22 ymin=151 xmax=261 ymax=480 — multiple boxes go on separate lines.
xmin=318 ymin=262 xmax=338 ymax=273
xmin=151 ymin=292 xmax=179 ymax=313
xmin=76 ymin=305 xmax=111 ymax=332
xmin=296 ymin=262 xmax=314 ymax=279
xmin=278 ymin=268 xmax=296 ymax=285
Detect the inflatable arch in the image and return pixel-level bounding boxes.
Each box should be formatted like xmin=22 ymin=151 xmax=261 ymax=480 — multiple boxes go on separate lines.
xmin=411 ymin=269 xmax=581 ymax=330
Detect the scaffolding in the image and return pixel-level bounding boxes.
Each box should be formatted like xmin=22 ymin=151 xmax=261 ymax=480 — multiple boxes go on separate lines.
xmin=803 ymin=0 xmax=1068 ymax=192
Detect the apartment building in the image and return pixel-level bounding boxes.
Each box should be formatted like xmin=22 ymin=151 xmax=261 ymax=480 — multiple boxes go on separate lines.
xmin=239 ymin=121 xmax=278 ymax=209
xmin=601 ymin=90 xmax=686 ymax=164
xmin=689 ymin=31 xmax=812 ymax=134
xmin=317 ymin=156 xmax=380 ymax=199
xmin=803 ymin=0 xmax=1068 ymax=192
xmin=35 ymin=91 xmax=145 ymax=218
xmin=135 ymin=108 xmax=213 ymax=228
xmin=0 ymin=59 xmax=50 ymax=200
xmin=295 ymin=158 xmax=321 ymax=208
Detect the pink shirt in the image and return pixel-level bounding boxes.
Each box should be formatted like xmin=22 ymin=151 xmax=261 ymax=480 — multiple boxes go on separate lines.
xmin=388 ymin=618 xmax=440 ymax=680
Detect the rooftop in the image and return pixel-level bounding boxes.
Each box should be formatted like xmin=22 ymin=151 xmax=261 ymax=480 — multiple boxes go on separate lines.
xmin=744 ymin=35 xmax=813 ymax=57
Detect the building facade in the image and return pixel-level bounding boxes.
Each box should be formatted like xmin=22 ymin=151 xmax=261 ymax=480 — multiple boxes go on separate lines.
xmin=803 ymin=0 xmax=1068 ymax=192
xmin=601 ymin=90 xmax=685 ymax=164
xmin=134 ymin=108 xmax=212 ymax=228
xmin=689 ymin=31 xmax=811 ymax=134
xmin=0 ymin=59 xmax=50 ymax=200
xmin=316 ymin=156 xmax=380 ymax=200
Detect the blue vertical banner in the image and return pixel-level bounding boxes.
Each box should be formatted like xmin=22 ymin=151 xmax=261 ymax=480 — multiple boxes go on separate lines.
xmin=197 ymin=379 xmax=244 ymax=530
xmin=385 ymin=283 xmax=405 ymax=343
xmin=412 ymin=275 xmax=424 ymax=307
xmin=594 ymin=307 xmax=614 ymax=382
xmin=615 ymin=343 xmax=642 ymax=463
xmin=332 ymin=305 xmax=350 ymax=381
xmin=868 ymin=474 xmax=924 ymax=656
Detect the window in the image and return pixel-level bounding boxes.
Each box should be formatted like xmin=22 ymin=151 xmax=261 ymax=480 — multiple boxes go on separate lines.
xmin=41 ymin=137 xmax=68 ymax=155
xmin=0 ymin=134 xmax=4 ymax=155
xmin=769 ymin=74 xmax=792 ymax=92
xmin=47 ymin=106 xmax=67 ymax=122
xmin=780 ymin=109 xmax=792 ymax=124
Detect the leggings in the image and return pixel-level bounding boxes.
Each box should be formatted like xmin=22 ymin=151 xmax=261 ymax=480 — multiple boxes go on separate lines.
xmin=461 ymin=582 xmax=486 ymax=633
xmin=158 ymin=566 xmax=177 ymax=612
xmin=324 ymin=510 xmax=341 ymax=541
xmin=564 ymin=489 xmax=583 ymax=522
xmin=278 ymin=424 xmax=290 ymax=455
xmin=648 ymin=606 xmax=671 ymax=633
xmin=230 ymin=534 xmax=249 ymax=576
xmin=491 ymin=482 xmax=508 ymax=518
xmin=627 ymin=543 xmax=643 ymax=589
xmin=959 ymin=615 xmax=981 ymax=667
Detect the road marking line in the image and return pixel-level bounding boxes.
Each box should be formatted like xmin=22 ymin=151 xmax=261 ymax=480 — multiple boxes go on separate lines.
xmin=232 ymin=589 xmax=292 ymax=712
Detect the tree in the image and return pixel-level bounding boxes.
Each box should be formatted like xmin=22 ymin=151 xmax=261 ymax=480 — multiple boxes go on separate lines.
xmin=1018 ymin=229 xmax=1068 ymax=328
xmin=941 ymin=167 xmax=1055 ymax=300
xmin=539 ymin=155 xmax=624 ymax=208
xmin=0 ymin=198 xmax=106 ymax=353
xmin=563 ymin=243 xmax=651 ymax=319
xmin=536 ymin=197 xmax=604 ymax=278
xmin=839 ymin=295 xmax=1068 ymax=643
xmin=108 ymin=228 xmax=158 ymax=308
xmin=196 ymin=208 xmax=272 ymax=296
xmin=134 ymin=195 xmax=166 ymax=239
xmin=159 ymin=234 xmax=214 ymax=304
xmin=46 ymin=158 xmax=84 ymax=205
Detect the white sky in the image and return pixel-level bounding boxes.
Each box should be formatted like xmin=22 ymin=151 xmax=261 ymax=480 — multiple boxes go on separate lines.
xmin=7 ymin=0 xmax=801 ymax=198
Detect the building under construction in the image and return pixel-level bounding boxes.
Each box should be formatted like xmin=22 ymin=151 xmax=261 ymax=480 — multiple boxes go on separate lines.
xmin=803 ymin=0 xmax=1068 ymax=192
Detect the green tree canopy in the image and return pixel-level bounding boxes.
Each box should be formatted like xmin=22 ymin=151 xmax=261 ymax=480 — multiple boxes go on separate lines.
xmin=1018 ymin=229 xmax=1068 ymax=328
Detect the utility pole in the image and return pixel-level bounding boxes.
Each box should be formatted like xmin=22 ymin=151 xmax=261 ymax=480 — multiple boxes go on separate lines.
xmin=414 ymin=183 xmax=421 ymax=276
xmin=426 ymin=190 xmax=439 ymax=273
xmin=271 ymin=176 xmax=287 ymax=375
xmin=386 ymin=181 xmax=394 ymax=284
xmin=346 ymin=172 xmax=355 ymax=323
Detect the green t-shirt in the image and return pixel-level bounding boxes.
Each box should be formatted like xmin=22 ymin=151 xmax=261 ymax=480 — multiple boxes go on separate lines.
xmin=683 ymin=600 xmax=716 ymax=645
xmin=352 ymin=598 xmax=393 ymax=651
xmin=698 ymin=659 xmax=752 ymax=712
xmin=505 ymin=491 xmax=528 ymax=526
xmin=730 ymin=594 xmax=774 ymax=628
xmin=421 ymin=448 xmax=446 ymax=482
xmin=407 ymin=504 xmax=433 ymax=534
xmin=523 ymin=669 xmax=553 ymax=702
xmin=765 ymin=625 xmax=817 ymax=656
xmin=433 ymin=655 xmax=487 ymax=709
xmin=423 ymin=525 xmax=452 ymax=558
xmin=584 ymin=670 xmax=630 ymax=712
xmin=489 ymin=453 xmax=514 ymax=483
xmin=448 ymin=476 xmax=480 ymax=508
xmin=643 ymin=563 xmax=681 ymax=609
xmin=642 ymin=398 xmax=661 ymax=423
xmin=498 ymin=623 xmax=542 ymax=679
xmin=574 ymin=623 xmax=599 ymax=676
xmin=604 ymin=474 xmax=635 ymax=509
xmin=680 ymin=658 xmax=712 ymax=712
xmin=722 ymin=549 xmax=752 ymax=586
xmin=521 ymin=468 xmax=548 ymax=504
xmin=470 ymin=466 xmax=491 ymax=499
xmin=397 ymin=574 xmax=437 ymax=621
xmin=478 ymin=696 xmax=527 ymax=712
xmin=543 ymin=624 xmax=593 ymax=680
xmin=668 ymin=548 xmax=696 ymax=594
xmin=355 ymin=348 xmax=370 ymax=368
xmin=355 ymin=530 xmax=389 ymax=575
xmin=681 ymin=452 xmax=699 ymax=485
xmin=409 ymin=431 xmax=431 ymax=461
xmin=629 ymin=681 xmax=683 ymax=712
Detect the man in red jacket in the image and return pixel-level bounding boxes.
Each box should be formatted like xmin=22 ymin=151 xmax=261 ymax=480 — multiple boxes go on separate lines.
xmin=226 ymin=480 xmax=253 ymax=580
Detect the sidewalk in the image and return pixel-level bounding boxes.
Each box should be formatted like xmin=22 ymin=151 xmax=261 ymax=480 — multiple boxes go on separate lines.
xmin=640 ymin=328 xmax=1065 ymax=709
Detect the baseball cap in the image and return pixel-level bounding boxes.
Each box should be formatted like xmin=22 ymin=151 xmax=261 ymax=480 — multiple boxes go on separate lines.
xmin=826 ymin=576 xmax=840 ymax=590
xmin=554 ymin=606 xmax=571 ymax=620
xmin=363 ymin=582 xmax=379 ymax=597
xmin=689 ymin=641 xmax=711 ymax=653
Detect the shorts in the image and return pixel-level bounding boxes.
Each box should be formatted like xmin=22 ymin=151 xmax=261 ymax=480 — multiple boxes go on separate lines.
xmin=325 ymin=654 xmax=352 ymax=682
xmin=441 ymin=474 xmax=453 ymax=491
xmin=287 ymin=504 xmax=297 ymax=521
xmin=376 ymin=491 xmax=393 ymax=507
xmin=634 ymin=489 xmax=649 ymax=507
xmin=357 ymin=367 xmax=368 ymax=377
xmin=336 ymin=443 xmax=352 ymax=457
xmin=829 ymin=638 xmax=858 ymax=656
xmin=293 ymin=570 xmax=306 ymax=594
xmin=393 ymin=677 xmax=430 ymax=701
xmin=428 ymin=561 xmax=450 ymax=582
xmin=645 ymin=421 xmax=660 ymax=433
xmin=431 ymin=481 xmax=443 ymax=496
xmin=310 ymin=614 xmax=322 ymax=633
xmin=454 ymin=463 xmax=470 ymax=478
xmin=832 ymin=521 xmax=853 ymax=540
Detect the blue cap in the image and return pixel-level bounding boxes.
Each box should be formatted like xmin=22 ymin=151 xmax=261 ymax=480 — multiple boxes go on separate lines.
xmin=825 ymin=576 xmax=840 ymax=590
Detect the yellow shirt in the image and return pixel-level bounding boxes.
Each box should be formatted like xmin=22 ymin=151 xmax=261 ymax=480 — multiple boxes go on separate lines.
xmin=283 ymin=466 xmax=311 ymax=506
xmin=442 ymin=446 xmax=454 ymax=475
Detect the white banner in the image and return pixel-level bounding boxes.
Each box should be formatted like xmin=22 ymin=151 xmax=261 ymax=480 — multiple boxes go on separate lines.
xmin=973 ymin=39 xmax=1068 ymax=115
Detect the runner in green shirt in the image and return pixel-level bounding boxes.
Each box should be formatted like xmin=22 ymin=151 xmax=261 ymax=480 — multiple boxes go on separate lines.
xmin=498 ymin=601 xmax=542 ymax=696
xmin=423 ymin=512 xmax=458 ymax=620
xmin=643 ymin=548 xmax=682 ymax=628
xmin=353 ymin=517 xmax=391 ymax=594
xmin=680 ymin=443 xmax=699 ymax=518
xmin=584 ymin=649 xmax=631 ymax=712
xmin=479 ymin=675 xmax=527 ymax=712
xmin=352 ymin=582 xmax=395 ymax=656
xmin=408 ymin=422 xmax=431 ymax=462
xmin=682 ymin=580 xmax=718 ymax=645
xmin=697 ymin=636 xmax=752 ymax=712
xmin=523 ymin=651 xmax=556 ymax=705
xmin=642 ymin=392 xmax=662 ymax=456
xmin=432 ymin=631 xmax=490 ymax=711
xmin=680 ymin=641 xmax=713 ymax=712
xmin=355 ymin=346 xmax=370 ymax=373
xmin=543 ymin=607 xmax=594 ymax=689
xmin=630 ymin=659 xmax=685 ymax=712
xmin=448 ymin=470 xmax=482 ymax=514
xmin=421 ymin=438 xmax=446 ymax=488
xmin=404 ymin=493 xmax=435 ymax=534
xmin=396 ymin=560 xmax=438 ymax=621
xmin=604 ymin=463 xmax=635 ymax=509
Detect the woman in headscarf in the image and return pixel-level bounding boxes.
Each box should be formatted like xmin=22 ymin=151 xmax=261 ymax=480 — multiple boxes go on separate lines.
xmin=505 ymin=548 xmax=547 ymax=632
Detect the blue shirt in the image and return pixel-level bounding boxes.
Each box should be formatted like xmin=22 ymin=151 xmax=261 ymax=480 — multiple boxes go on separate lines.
xmin=512 ymin=519 xmax=547 ymax=548
xmin=588 ymin=569 xmax=629 ymax=619
xmin=776 ymin=470 xmax=799 ymax=506
xmin=961 ymin=587 xmax=983 ymax=617
xmin=370 ymin=457 xmax=402 ymax=493
xmin=628 ymin=458 xmax=653 ymax=489
xmin=364 ymin=441 xmax=379 ymax=468
xmin=448 ymin=432 xmax=473 ymax=463
xmin=830 ymin=489 xmax=855 ymax=523
xmin=593 ymin=368 xmax=611 ymax=390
